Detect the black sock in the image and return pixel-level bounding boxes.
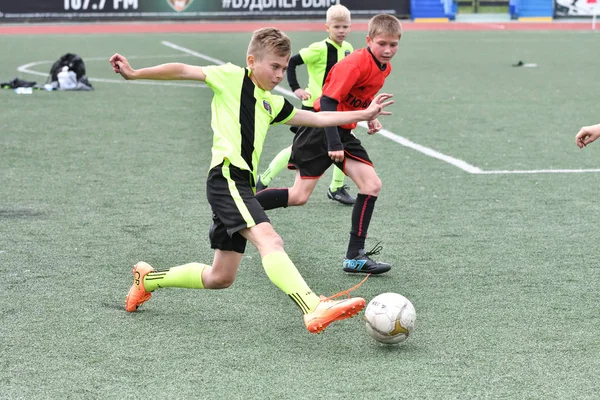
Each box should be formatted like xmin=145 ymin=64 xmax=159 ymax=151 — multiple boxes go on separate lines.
xmin=255 ymin=188 xmax=289 ymax=210
xmin=346 ymin=193 xmax=377 ymax=259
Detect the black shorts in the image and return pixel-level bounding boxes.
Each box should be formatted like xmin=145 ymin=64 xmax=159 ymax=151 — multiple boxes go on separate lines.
xmin=206 ymin=161 xmax=270 ymax=254
xmin=289 ymin=126 xmax=373 ymax=178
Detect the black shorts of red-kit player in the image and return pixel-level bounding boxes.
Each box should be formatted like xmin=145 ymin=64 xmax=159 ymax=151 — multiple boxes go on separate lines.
xmin=346 ymin=194 xmax=378 ymax=259
xmin=255 ymin=188 xmax=289 ymax=210
xmin=289 ymin=125 xmax=373 ymax=178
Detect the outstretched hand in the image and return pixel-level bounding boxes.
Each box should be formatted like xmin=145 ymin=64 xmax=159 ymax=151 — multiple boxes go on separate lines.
xmin=109 ymin=53 xmax=135 ymax=80
xmin=576 ymin=123 xmax=600 ymax=149
xmin=365 ymin=93 xmax=394 ymax=121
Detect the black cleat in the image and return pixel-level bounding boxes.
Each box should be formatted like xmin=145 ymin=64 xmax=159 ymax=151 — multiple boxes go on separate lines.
xmin=327 ymin=185 xmax=355 ymax=205
xmin=343 ymin=244 xmax=391 ymax=275
xmin=256 ymin=176 xmax=268 ymax=192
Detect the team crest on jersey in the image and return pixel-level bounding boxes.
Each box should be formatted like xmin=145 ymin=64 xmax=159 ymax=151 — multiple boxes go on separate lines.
xmin=263 ymin=100 xmax=272 ymax=115
xmin=167 ymin=0 xmax=193 ymax=12
xmin=345 ymin=50 xmax=351 ymax=57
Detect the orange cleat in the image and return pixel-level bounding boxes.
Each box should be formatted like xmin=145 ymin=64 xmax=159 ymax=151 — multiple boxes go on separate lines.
xmin=304 ymin=295 xmax=366 ymax=334
xmin=125 ymin=262 xmax=154 ymax=312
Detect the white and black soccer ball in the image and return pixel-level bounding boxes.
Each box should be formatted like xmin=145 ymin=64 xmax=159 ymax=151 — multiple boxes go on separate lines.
xmin=364 ymin=292 xmax=416 ymax=344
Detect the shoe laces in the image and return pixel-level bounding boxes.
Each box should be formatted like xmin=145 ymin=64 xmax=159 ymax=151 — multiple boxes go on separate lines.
xmin=364 ymin=241 xmax=383 ymax=258
xmin=325 ymin=273 xmax=371 ymax=300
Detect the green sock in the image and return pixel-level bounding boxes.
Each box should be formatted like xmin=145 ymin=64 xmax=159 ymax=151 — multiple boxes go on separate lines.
xmin=262 ymin=251 xmax=320 ymax=314
xmin=143 ymin=263 xmax=207 ymax=292
xmin=259 ymin=146 xmax=292 ymax=186
xmin=329 ymin=166 xmax=346 ymax=191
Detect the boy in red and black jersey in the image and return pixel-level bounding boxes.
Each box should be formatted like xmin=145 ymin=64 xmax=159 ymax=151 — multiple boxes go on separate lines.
xmin=256 ymin=14 xmax=402 ymax=275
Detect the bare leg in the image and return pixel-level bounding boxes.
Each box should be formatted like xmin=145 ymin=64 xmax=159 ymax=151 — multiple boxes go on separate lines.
xmin=202 ymin=249 xmax=244 ymax=289
xmin=287 ymin=171 xmax=320 ymax=206
xmin=344 ymin=158 xmax=381 ymax=196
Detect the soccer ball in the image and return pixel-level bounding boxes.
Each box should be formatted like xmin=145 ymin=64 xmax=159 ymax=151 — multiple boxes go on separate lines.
xmin=364 ymin=292 xmax=416 ymax=344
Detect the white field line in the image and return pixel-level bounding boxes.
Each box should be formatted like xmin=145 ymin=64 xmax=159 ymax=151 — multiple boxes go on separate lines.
xmin=17 ymin=54 xmax=207 ymax=88
xmin=478 ymin=168 xmax=600 ymax=174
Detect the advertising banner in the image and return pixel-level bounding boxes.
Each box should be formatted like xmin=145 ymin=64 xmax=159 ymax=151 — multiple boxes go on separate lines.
xmin=0 ymin=0 xmax=409 ymax=21
xmin=555 ymin=0 xmax=599 ymax=16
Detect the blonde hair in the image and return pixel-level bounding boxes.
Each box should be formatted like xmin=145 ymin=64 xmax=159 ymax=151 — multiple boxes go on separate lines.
xmin=247 ymin=27 xmax=292 ymax=61
xmin=326 ymin=4 xmax=351 ymax=24
xmin=368 ymin=14 xmax=403 ymax=39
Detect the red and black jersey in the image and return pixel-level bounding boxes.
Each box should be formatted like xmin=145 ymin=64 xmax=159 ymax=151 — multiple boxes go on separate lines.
xmin=315 ymin=47 xmax=392 ymax=130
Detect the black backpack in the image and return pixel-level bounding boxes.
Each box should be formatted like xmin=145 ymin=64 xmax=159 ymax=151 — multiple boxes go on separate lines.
xmin=48 ymin=53 xmax=93 ymax=89
xmin=49 ymin=53 xmax=86 ymax=81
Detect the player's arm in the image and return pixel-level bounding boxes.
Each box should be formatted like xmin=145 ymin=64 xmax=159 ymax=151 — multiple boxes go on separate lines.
xmin=287 ymin=54 xmax=305 ymax=91
xmin=317 ymin=63 xmax=362 ymax=149
xmin=288 ymin=54 xmax=311 ymax=101
xmin=320 ymin=95 xmax=344 ymax=151
xmin=286 ymin=93 xmax=393 ymax=129
xmin=109 ymin=53 xmax=206 ymax=81
xmin=576 ymin=123 xmax=600 ymax=148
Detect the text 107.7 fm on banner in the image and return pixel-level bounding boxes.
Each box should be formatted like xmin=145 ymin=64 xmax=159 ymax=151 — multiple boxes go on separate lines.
xmin=63 ymin=0 xmax=138 ymax=11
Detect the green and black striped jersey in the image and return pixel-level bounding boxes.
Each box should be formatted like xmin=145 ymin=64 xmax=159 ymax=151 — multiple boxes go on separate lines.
xmin=203 ymin=63 xmax=296 ymax=179
xmin=298 ymin=38 xmax=353 ymax=108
